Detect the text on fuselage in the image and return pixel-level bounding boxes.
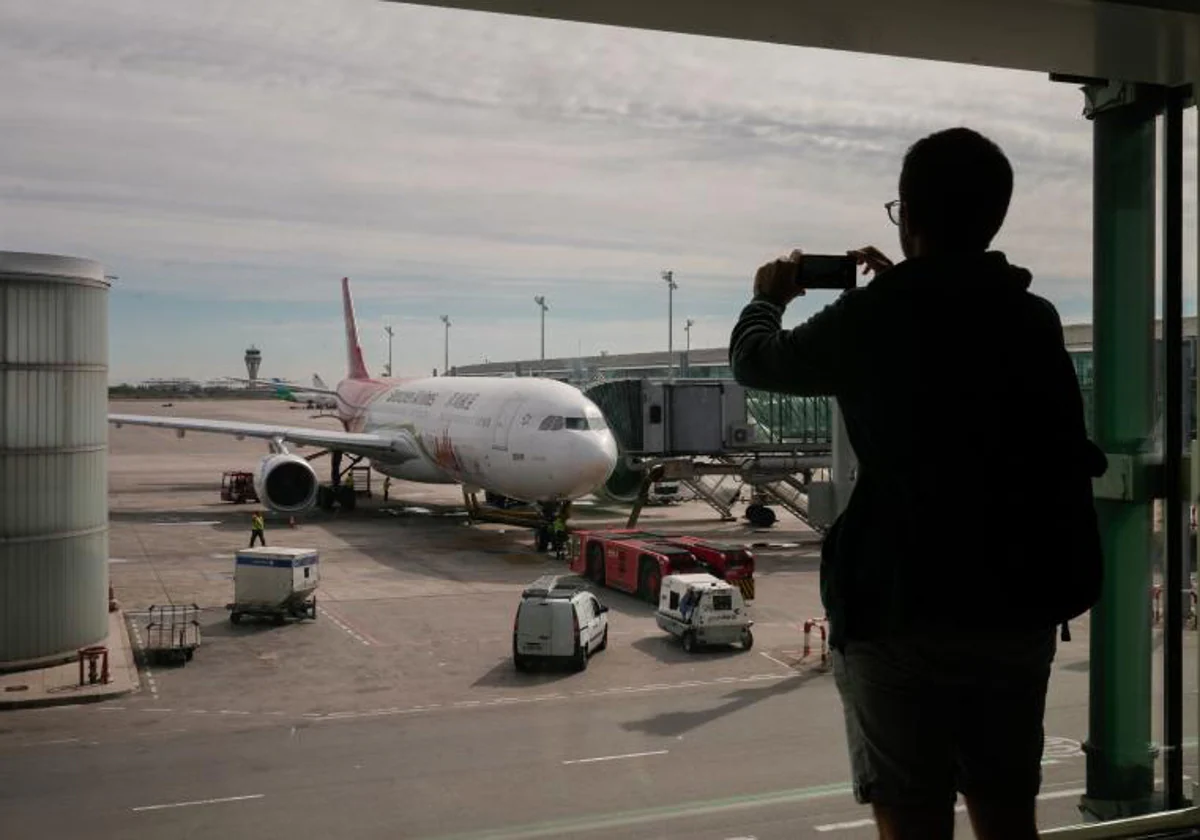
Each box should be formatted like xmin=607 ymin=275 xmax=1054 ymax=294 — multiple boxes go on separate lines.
xmin=385 ymin=389 xmax=440 ymax=406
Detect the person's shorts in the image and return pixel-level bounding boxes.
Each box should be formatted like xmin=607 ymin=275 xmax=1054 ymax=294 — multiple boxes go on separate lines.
xmin=832 ymin=627 xmax=1056 ymax=806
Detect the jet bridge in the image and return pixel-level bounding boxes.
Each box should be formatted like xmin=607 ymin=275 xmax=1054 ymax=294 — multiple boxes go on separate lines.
xmin=584 ymin=378 xmax=855 ymax=529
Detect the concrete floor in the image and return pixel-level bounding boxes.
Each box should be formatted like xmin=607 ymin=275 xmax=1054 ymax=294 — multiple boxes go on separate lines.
xmin=0 ymin=398 xmax=1195 ymax=839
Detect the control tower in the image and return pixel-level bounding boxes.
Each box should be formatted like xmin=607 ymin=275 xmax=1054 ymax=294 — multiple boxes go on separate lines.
xmin=244 ymin=345 xmax=262 ymax=382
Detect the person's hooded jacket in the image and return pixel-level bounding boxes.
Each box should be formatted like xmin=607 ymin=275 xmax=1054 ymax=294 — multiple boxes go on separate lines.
xmin=729 ymin=252 xmax=1106 ymax=649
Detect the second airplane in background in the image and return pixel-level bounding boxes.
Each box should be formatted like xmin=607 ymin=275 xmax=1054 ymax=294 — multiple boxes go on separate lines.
xmin=110 ymin=278 xmax=619 ymax=524
xmin=228 ymin=374 xmax=339 ymax=410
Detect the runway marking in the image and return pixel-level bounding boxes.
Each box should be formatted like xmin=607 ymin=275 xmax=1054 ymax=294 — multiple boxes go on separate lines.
xmin=127 ymin=618 xmax=159 ymax=700
xmin=150 ymin=520 xmax=223 ymax=527
xmin=319 ymin=607 xmax=375 ymax=647
xmin=814 ymin=820 xmax=875 ymax=833
xmin=562 ymin=750 xmax=669 ymax=766
xmin=759 ymin=651 xmax=794 ymax=672
xmin=132 ymin=794 xmax=264 ymax=812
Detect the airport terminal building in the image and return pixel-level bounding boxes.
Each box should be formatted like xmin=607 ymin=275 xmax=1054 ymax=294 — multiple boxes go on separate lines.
xmin=454 ymin=316 xmax=1200 ymax=442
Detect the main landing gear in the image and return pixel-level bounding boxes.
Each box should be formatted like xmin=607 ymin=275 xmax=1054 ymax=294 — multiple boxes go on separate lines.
xmin=309 ymin=449 xmax=361 ymax=511
xmin=459 ymin=491 xmax=572 ymax=557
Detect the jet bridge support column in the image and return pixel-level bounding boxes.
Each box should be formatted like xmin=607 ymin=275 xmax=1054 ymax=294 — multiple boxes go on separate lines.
xmin=1080 ymin=81 xmax=1159 ymax=820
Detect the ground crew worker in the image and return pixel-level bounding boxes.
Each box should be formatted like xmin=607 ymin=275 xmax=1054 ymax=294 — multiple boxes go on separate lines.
xmin=680 ymin=588 xmax=697 ymax=623
xmin=249 ymin=512 xmax=266 ymax=547
xmin=551 ymin=512 xmax=568 ymax=558
xmin=383 ymin=476 xmax=391 ymax=503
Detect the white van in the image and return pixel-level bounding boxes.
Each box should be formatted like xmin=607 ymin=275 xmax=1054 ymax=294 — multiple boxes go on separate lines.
xmin=513 ymin=576 xmax=609 ymax=672
xmin=656 ymin=573 xmax=753 ymax=652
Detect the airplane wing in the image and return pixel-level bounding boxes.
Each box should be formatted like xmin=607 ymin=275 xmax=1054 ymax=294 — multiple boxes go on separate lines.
xmin=108 ymin=414 xmax=420 ymax=460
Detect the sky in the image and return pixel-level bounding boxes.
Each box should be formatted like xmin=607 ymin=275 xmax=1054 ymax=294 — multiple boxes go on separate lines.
xmin=1 ymin=0 xmax=1196 ymax=384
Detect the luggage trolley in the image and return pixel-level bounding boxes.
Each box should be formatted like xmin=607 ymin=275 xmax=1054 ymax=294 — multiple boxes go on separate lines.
xmin=145 ymin=604 xmax=202 ymax=665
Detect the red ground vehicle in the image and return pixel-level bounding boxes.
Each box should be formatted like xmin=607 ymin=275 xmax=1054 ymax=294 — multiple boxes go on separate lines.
xmin=220 ymin=471 xmax=259 ymax=504
xmin=568 ymin=531 xmax=701 ymax=604
xmin=572 ymin=530 xmax=756 ymax=603
xmin=653 ymin=535 xmax=756 ymax=603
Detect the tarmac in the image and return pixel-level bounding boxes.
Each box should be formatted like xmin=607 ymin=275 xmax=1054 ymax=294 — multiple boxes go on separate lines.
xmin=0 ymin=397 xmax=1195 ymax=839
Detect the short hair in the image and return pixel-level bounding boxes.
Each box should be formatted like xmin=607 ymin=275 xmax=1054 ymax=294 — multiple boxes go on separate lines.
xmin=898 ymin=127 xmax=1013 ymax=251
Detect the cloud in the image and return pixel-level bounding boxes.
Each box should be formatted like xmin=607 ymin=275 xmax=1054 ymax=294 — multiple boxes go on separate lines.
xmin=0 ymin=0 xmax=1193 ymax=381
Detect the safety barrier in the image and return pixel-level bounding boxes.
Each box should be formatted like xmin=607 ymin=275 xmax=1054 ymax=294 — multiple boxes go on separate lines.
xmin=1151 ymin=585 xmax=1198 ymax=629
xmin=77 ymin=645 xmax=110 ymax=686
xmin=803 ymin=617 xmax=828 ymax=665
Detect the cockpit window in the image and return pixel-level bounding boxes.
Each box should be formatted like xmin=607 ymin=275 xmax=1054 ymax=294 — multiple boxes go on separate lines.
xmin=539 ymin=413 xmax=606 ymax=431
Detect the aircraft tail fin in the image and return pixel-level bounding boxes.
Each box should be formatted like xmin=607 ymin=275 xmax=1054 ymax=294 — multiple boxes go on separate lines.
xmin=341 ymin=277 xmax=371 ymax=381
xmin=313 ymin=374 xmax=329 ymax=390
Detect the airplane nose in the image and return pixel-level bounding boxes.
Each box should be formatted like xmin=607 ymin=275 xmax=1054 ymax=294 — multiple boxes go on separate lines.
xmin=569 ymin=432 xmax=618 ymax=497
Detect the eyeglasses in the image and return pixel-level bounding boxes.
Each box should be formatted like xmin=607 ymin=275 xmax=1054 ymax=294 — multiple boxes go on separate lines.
xmin=885 ymin=199 xmax=901 ymax=226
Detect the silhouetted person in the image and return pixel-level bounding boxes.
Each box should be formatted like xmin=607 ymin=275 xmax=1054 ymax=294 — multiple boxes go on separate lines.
xmin=729 ymin=127 xmax=1105 ymax=840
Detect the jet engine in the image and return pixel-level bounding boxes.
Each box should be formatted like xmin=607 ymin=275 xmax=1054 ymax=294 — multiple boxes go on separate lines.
xmin=252 ymin=453 xmax=319 ymax=513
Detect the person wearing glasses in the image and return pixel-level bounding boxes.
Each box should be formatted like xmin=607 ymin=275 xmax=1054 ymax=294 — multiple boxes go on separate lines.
xmin=728 ymin=127 xmax=1105 ymax=840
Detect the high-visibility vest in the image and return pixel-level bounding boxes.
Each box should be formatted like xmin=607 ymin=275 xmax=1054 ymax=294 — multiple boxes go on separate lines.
xmin=252 ymin=515 xmax=264 ymax=530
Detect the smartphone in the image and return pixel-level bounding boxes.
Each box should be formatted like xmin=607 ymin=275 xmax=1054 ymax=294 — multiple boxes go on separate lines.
xmin=798 ymin=254 xmax=857 ymax=290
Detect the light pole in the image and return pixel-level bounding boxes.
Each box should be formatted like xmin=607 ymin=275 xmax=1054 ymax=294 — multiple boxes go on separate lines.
xmin=661 ymin=270 xmax=678 ymax=378
xmin=440 ymin=315 xmax=450 ymax=376
xmin=684 ymin=318 xmax=694 ymax=375
xmin=384 ymin=325 xmax=394 ymax=377
xmin=534 ymin=295 xmax=548 ymax=376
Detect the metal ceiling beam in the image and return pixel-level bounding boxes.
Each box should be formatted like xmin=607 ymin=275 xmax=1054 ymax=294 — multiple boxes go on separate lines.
xmin=381 ymin=0 xmax=1200 ymax=86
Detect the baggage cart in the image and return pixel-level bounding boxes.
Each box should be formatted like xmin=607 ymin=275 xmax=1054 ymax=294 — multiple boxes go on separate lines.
xmin=227 ymin=547 xmax=320 ymax=625
xmin=145 ymin=604 xmax=202 ymax=665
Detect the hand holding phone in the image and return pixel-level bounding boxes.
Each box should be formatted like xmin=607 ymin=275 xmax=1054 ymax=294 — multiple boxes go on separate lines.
xmin=753 ymin=248 xmax=869 ymax=306
xmin=847 ymin=246 xmax=894 ymax=277
xmin=797 ymin=254 xmax=857 ymax=290
xmin=754 ymin=250 xmax=805 ymax=306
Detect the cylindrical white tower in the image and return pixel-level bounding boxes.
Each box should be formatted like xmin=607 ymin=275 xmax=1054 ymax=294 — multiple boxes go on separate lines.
xmin=0 ymin=251 xmax=110 ymax=668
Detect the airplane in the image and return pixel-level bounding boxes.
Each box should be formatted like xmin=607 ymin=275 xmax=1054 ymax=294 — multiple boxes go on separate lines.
xmin=109 ymin=278 xmax=620 ymax=529
xmin=228 ymin=374 xmax=339 ymax=409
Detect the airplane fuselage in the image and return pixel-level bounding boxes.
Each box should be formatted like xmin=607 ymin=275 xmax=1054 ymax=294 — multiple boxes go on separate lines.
xmin=334 ymin=375 xmax=618 ymax=503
